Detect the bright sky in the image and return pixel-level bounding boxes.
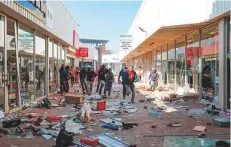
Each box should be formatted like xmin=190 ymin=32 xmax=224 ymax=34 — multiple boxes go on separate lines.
xmin=63 ymin=1 xmax=141 ymax=50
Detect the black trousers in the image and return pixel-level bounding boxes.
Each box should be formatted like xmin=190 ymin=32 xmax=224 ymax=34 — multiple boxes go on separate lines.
xmin=122 ymin=82 xmax=126 ymax=97
xmin=64 ymin=81 xmax=69 ymax=93
xmin=71 ymin=76 xmax=74 ymax=85
xmin=60 ymin=79 xmax=64 ymax=94
xmin=96 ymin=79 xmax=101 ymax=92
xmin=80 ymin=79 xmax=87 ymax=93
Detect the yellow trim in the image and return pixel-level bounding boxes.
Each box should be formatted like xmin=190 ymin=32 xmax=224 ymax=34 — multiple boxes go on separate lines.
xmin=14 ymin=1 xmax=46 ymax=23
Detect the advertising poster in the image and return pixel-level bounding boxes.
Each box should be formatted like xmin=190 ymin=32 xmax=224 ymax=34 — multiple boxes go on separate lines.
xmin=18 ymin=33 xmax=33 ymax=51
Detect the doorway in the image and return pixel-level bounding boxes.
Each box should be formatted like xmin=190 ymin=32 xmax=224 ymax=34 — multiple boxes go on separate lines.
xmin=0 ymin=13 xmax=19 ymax=112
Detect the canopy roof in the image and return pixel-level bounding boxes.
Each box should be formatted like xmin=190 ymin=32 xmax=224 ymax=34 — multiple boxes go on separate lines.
xmin=122 ymin=11 xmax=230 ymax=61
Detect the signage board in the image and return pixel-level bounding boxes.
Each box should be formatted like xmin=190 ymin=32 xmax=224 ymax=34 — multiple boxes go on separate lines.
xmin=18 ymin=33 xmax=33 ymax=51
xmin=75 ymin=47 xmax=88 ymax=58
xmin=120 ymin=35 xmax=132 ymax=50
xmin=16 ymin=0 xmax=47 ymax=21
xmin=102 ymin=54 xmax=121 ymax=63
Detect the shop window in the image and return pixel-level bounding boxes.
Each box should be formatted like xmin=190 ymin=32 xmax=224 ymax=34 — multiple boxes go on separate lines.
xmin=200 ymin=23 xmax=219 ymax=105
xmin=161 ymin=44 xmax=167 ymax=85
xmin=176 ymin=37 xmax=186 ymax=89
xmin=228 ymin=17 xmax=230 ymax=109
xmin=48 ymin=41 xmax=54 ymax=93
xmin=167 ymin=41 xmax=175 ymax=84
xmin=7 ymin=19 xmax=19 ymax=110
xmin=54 ymin=43 xmax=58 ymax=90
xmin=61 ymin=48 xmax=65 ymax=64
xmin=35 ymin=32 xmax=46 ymax=98
xmin=156 ymin=47 xmax=161 ymax=83
xmin=18 ymin=23 xmax=34 ymax=105
xmin=152 ymin=49 xmax=156 ymax=69
xmin=0 ymin=15 xmax=5 ymax=110
xmin=186 ymin=31 xmax=200 ymax=91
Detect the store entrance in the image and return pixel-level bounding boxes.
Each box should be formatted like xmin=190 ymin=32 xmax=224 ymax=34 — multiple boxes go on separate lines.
xmin=0 ymin=14 xmax=6 ymax=111
xmin=0 ymin=14 xmax=19 ymax=112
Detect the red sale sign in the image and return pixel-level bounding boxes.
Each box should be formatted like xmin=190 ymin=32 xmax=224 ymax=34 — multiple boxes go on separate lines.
xmin=75 ymin=47 xmax=88 ymax=57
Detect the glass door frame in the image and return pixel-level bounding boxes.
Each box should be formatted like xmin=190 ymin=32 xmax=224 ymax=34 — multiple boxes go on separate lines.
xmin=0 ymin=12 xmax=20 ymax=112
xmin=7 ymin=18 xmax=20 ymax=112
xmin=0 ymin=12 xmax=8 ymax=112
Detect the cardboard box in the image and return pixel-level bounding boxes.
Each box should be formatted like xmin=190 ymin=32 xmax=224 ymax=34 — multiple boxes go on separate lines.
xmin=64 ymin=94 xmax=83 ymax=104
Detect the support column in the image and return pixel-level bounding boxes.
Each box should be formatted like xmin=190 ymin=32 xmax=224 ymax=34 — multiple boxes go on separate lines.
xmin=64 ymin=46 xmax=67 ymax=65
xmin=219 ymin=18 xmax=228 ymax=111
xmin=160 ymin=46 xmax=162 ymax=85
xmin=15 ymin=20 xmax=21 ymax=107
xmin=33 ymin=30 xmax=36 ymax=101
xmin=52 ymin=40 xmax=54 ymax=92
xmin=45 ymin=36 xmax=49 ymax=96
xmin=3 ymin=16 xmax=8 ymax=112
xmin=185 ymin=36 xmax=187 ymax=92
xmin=174 ymin=40 xmax=177 ymax=90
xmin=198 ymin=29 xmax=202 ymax=100
xmin=166 ymin=44 xmax=169 ymax=84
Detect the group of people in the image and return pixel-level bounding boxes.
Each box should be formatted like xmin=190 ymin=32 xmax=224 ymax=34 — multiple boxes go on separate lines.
xmin=79 ymin=65 xmax=114 ymax=98
xmin=59 ymin=64 xmax=81 ymax=95
xmin=58 ymin=63 xmax=158 ymax=103
xmin=59 ymin=64 xmax=115 ymax=98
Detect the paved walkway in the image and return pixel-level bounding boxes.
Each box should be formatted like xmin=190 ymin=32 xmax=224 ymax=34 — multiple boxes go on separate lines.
xmin=0 ymin=82 xmax=230 ymax=147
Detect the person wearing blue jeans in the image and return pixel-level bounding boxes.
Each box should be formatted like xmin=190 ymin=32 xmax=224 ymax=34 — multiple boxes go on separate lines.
xmin=118 ymin=63 xmax=128 ymax=99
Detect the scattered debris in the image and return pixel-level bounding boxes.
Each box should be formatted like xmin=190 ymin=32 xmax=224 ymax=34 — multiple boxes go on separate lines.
xmin=212 ymin=116 xmax=230 ymax=127
xmin=151 ymin=125 xmax=157 ymax=128
xmin=80 ymin=136 xmax=99 ymax=146
xmin=167 ymin=122 xmax=181 ymax=127
xmin=193 ymin=125 xmax=207 ymax=132
xmin=122 ymin=122 xmax=138 ymax=129
xmin=96 ymin=133 xmax=131 ymax=147
xmin=3 ymin=118 xmax=21 ymax=128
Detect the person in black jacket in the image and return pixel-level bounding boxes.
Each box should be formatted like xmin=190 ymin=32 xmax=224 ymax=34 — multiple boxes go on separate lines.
xmin=86 ymin=66 xmax=96 ymax=95
xmin=98 ymin=65 xmax=108 ymax=95
xmin=59 ymin=64 xmax=65 ymax=94
xmin=79 ymin=66 xmax=88 ymax=94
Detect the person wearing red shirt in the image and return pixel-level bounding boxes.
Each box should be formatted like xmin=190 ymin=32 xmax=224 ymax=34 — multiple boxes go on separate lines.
xmin=125 ymin=66 xmax=139 ymax=103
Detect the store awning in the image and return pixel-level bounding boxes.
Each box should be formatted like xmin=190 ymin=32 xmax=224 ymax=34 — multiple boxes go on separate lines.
xmin=121 ymin=11 xmax=230 ymax=61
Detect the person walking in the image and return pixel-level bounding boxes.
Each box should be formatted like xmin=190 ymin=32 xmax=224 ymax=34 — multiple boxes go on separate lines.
xmin=75 ymin=66 xmax=80 ymax=83
xmin=63 ymin=65 xmax=70 ymax=93
xmin=137 ymin=66 xmax=143 ymax=82
xmin=79 ymin=66 xmax=88 ymax=94
xmin=98 ymin=65 xmax=108 ymax=96
xmin=86 ymin=66 xmax=97 ymax=95
xmin=149 ymin=68 xmax=158 ymax=91
xmin=103 ymin=68 xmax=114 ymax=99
xmin=70 ymin=66 xmax=75 ymax=86
xmin=118 ymin=63 xmax=129 ymax=99
xmin=96 ymin=65 xmax=106 ymax=93
xmin=59 ymin=64 xmax=65 ymax=95
xmin=125 ymin=66 xmax=139 ymax=103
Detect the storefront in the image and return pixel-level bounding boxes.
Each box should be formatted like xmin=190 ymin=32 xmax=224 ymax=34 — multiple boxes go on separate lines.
xmin=122 ymin=13 xmax=230 ymax=110
xmin=0 ymin=1 xmax=79 ymax=112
